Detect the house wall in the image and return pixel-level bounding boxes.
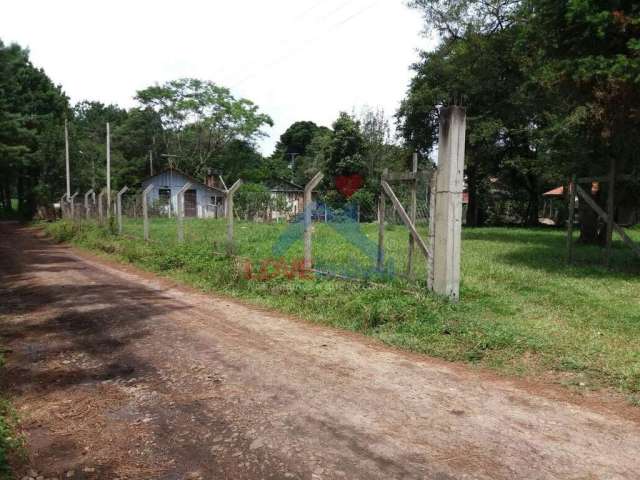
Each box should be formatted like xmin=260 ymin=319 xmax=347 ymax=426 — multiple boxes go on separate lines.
xmin=142 ymin=171 xmax=225 ymax=218
xmin=269 ymin=191 xmax=304 ymax=220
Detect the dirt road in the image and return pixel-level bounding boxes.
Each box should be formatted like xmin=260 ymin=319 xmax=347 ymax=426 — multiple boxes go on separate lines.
xmin=1 ymin=222 xmax=639 ymax=479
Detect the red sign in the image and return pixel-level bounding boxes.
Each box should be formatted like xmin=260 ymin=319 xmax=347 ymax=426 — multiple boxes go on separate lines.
xmin=335 ymin=174 xmax=364 ymax=198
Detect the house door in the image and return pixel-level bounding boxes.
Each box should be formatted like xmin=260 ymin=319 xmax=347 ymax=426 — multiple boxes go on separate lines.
xmin=184 ymin=190 xmax=197 ymax=217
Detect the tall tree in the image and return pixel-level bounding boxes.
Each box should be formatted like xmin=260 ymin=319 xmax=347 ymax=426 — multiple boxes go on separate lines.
xmin=135 ymin=78 xmax=273 ymax=178
xmin=0 ymin=39 xmax=68 ymax=217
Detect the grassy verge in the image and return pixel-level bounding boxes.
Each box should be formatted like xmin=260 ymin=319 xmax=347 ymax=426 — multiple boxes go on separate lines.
xmin=45 ymin=219 xmax=640 ymax=401
xmin=0 ymin=351 xmax=23 ymax=480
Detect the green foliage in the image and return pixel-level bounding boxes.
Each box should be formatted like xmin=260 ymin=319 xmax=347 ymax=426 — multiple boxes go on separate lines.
xmin=234 ymin=183 xmax=272 ymax=220
xmin=401 ymin=0 xmax=640 ymax=228
xmin=0 ymin=39 xmax=68 ymax=217
xmin=270 ymin=121 xmax=332 ymax=184
xmin=135 ymin=78 xmax=273 ymax=178
xmin=0 ymin=352 xmax=25 ymax=479
xmin=326 ymin=112 xmax=366 ymax=177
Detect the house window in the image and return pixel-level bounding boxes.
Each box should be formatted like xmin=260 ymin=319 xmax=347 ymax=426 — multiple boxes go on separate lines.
xmin=159 ymin=188 xmax=171 ymax=206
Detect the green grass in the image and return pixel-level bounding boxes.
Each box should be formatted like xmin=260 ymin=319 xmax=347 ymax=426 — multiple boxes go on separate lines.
xmin=0 ymin=351 xmax=24 ymax=480
xmin=45 ymin=218 xmax=640 ymax=399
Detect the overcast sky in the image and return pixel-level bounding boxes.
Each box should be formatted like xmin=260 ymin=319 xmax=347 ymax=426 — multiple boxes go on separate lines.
xmin=1 ymin=0 xmax=434 ymax=154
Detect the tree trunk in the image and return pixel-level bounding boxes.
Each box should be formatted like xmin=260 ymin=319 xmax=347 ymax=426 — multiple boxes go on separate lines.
xmin=578 ymin=187 xmax=606 ymax=245
xmin=525 ymin=191 xmax=539 ymax=226
xmin=16 ymin=173 xmax=24 ymax=213
xmin=465 ymin=164 xmax=483 ymax=227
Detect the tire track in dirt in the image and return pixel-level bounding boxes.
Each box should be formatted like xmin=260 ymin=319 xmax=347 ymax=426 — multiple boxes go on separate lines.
xmin=1 ymin=222 xmax=639 ymax=479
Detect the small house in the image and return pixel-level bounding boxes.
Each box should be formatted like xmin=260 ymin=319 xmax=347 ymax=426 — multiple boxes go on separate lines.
xmin=141 ymin=168 xmax=227 ymax=218
xmin=265 ymin=179 xmax=306 ymax=220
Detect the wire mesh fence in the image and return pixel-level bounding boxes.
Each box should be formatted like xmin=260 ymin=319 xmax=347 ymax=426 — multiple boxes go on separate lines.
xmin=62 ymin=170 xmax=436 ymax=289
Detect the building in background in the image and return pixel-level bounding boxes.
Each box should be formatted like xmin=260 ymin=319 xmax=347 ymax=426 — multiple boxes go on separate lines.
xmin=141 ymin=168 xmax=226 ymax=218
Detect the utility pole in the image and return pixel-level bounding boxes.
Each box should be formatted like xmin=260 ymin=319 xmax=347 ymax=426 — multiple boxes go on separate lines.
xmin=149 ymin=150 xmax=154 ymax=176
xmin=64 ymin=118 xmax=71 ymax=200
xmin=161 ymin=153 xmax=179 ymax=170
xmin=106 ymin=122 xmax=111 ymax=217
xmin=287 ymin=153 xmax=300 ymax=170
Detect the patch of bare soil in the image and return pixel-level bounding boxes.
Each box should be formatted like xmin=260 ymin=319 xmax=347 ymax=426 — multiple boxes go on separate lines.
xmin=1 ymin=222 xmax=639 ymax=480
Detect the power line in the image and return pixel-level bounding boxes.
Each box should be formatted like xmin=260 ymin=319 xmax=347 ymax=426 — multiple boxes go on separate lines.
xmin=215 ymin=0 xmax=353 ymax=87
xmin=230 ymin=1 xmax=381 ymax=89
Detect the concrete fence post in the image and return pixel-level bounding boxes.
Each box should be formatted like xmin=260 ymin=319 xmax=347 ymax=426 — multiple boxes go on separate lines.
xmin=304 ymin=172 xmax=325 ymax=271
xmin=69 ymin=191 xmax=79 ymax=220
xmin=84 ymin=189 xmax=95 ymax=220
xmin=377 ymin=168 xmax=388 ymax=272
xmin=407 ymin=153 xmax=418 ymax=278
xmin=176 ymin=183 xmax=192 ymax=244
xmin=60 ymin=194 xmax=68 ymax=219
xmin=98 ymin=188 xmax=107 ymax=224
xmin=225 ymin=180 xmax=244 ymax=252
xmin=116 ymin=186 xmax=129 ymax=235
xmin=427 ymin=170 xmax=438 ymax=291
xmin=142 ymin=185 xmax=154 ymax=242
xmin=432 ymin=106 xmax=466 ymax=301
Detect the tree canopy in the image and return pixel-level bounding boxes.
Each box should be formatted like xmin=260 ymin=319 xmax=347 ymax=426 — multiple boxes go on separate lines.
xmin=399 ymin=0 xmax=640 ymax=229
xmin=135 ymin=78 xmax=273 ymax=178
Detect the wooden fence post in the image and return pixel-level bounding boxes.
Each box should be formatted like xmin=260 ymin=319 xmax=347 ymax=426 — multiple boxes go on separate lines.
xmin=433 ymin=106 xmax=466 ymax=302
xmin=142 ymin=184 xmax=154 ymax=242
xmin=377 ymin=168 xmax=388 ymax=272
xmin=225 ymin=179 xmax=244 ymax=252
xmin=176 ymin=183 xmax=192 ymax=244
xmin=84 ymin=189 xmax=94 ymax=220
xmin=407 ymin=153 xmax=418 ymax=278
xmin=304 ymin=172 xmax=325 ymax=270
xmin=116 ymin=186 xmax=128 ymax=235
xmin=567 ymin=176 xmax=576 ymax=263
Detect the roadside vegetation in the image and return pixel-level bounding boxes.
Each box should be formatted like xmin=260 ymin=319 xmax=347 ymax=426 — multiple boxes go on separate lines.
xmin=46 ymin=219 xmax=640 ymax=401
xmin=0 ymin=351 xmax=23 ymax=480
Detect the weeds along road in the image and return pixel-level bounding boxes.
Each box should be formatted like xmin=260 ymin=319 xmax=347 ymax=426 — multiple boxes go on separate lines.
xmin=0 ymin=222 xmax=639 ymax=480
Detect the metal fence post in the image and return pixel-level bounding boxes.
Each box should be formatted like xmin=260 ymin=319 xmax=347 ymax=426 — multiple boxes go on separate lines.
xmin=176 ymin=183 xmax=192 ymax=243
xmin=304 ymin=172 xmax=324 ymax=270
xmin=142 ymin=184 xmax=154 ymax=242
xmin=116 ymin=186 xmax=129 ymax=235
xmin=225 ymin=180 xmax=244 ymax=252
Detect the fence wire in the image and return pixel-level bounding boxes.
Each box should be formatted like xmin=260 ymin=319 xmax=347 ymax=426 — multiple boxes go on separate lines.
xmin=64 ymin=173 xmax=435 ymax=288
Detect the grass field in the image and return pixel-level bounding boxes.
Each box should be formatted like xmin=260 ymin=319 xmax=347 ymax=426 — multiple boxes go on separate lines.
xmin=46 ymin=218 xmax=640 ymax=402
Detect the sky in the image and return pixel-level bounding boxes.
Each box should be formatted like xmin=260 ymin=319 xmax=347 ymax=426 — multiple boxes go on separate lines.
xmin=1 ymin=0 xmax=435 ymax=155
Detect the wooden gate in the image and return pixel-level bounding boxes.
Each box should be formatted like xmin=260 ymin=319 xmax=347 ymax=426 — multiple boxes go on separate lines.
xmin=184 ymin=189 xmax=197 ymax=218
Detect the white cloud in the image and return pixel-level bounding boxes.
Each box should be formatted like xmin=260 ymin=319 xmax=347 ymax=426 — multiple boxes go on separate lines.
xmin=1 ymin=0 xmax=434 ymax=154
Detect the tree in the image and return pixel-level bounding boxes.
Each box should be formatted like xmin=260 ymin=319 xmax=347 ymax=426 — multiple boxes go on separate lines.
xmin=326 ymin=113 xmax=366 ymax=178
xmin=0 ymin=39 xmax=68 ymax=217
xmin=135 ymin=78 xmax=273 ymax=178
xmin=271 ymin=121 xmax=332 ymax=184
xmin=521 ymin=0 xmax=640 ymax=241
